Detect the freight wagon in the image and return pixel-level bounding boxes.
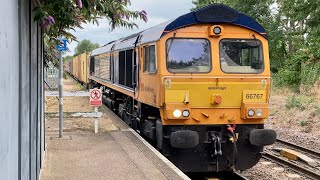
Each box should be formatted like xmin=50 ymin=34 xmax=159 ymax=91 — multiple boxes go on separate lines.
xmin=65 ymin=52 xmax=90 ymax=86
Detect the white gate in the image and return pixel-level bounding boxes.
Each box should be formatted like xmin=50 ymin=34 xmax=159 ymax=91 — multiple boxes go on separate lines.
xmin=45 ymin=62 xmax=59 ymax=90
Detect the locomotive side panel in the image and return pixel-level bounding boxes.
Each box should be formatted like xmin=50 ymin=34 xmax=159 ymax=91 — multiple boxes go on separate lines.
xmin=99 ymin=54 xmax=109 ymax=81
xmin=91 ymin=52 xmax=112 ymax=82
xmin=136 ymin=43 xmax=161 ymax=107
xmin=113 ymin=52 xmax=119 ymax=84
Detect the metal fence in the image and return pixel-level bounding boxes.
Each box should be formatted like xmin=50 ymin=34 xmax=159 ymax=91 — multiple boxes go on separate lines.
xmin=45 ymin=63 xmax=59 ymax=90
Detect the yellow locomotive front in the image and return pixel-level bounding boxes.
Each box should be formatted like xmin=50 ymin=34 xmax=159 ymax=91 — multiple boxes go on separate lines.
xmin=156 ymin=5 xmax=276 ymax=172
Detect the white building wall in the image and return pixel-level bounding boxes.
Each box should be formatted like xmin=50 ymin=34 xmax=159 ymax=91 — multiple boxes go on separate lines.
xmin=0 ymin=0 xmax=44 ymax=179
xmin=0 ymin=0 xmax=20 ymax=179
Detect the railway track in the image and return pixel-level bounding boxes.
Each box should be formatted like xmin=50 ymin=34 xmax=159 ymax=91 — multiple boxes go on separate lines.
xmin=262 ymin=138 xmax=320 ymax=180
xmin=186 ymin=171 xmax=248 ymax=180
xmin=276 ymin=138 xmax=320 ymax=159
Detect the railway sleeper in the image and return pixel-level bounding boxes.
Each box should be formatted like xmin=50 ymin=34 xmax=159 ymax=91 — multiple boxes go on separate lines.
xmin=272 ymin=148 xmax=318 ymax=167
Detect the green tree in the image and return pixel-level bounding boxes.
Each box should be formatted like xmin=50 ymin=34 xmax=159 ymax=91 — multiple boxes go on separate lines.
xmin=35 ymin=0 xmax=147 ymax=65
xmin=192 ymin=0 xmax=320 ymax=89
xmin=274 ymin=0 xmax=320 ymax=87
xmin=33 ymin=0 xmax=147 ymax=41
xmin=74 ymin=39 xmax=100 ymax=56
xmin=191 ymin=0 xmax=223 ymax=10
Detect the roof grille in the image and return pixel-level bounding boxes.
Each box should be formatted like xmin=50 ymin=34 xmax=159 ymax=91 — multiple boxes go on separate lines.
xmin=195 ymin=4 xmax=238 ymax=23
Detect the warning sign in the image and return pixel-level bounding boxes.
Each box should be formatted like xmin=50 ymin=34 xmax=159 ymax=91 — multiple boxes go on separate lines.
xmin=90 ymin=89 xmax=102 ymax=106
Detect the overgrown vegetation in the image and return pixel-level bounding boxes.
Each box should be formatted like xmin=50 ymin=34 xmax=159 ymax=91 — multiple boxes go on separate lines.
xmin=192 ymin=0 xmax=320 ymax=89
xmin=299 ymin=120 xmax=309 ymax=127
xmin=285 ymin=94 xmax=319 ymax=113
xmin=285 ymin=95 xmax=302 ymax=110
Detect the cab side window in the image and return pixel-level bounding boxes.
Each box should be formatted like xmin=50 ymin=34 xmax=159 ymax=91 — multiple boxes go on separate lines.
xmin=144 ymin=45 xmax=156 ymax=73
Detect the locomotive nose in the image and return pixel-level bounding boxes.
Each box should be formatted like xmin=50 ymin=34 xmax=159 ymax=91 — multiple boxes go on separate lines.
xmin=249 ymin=129 xmax=277 ymax=146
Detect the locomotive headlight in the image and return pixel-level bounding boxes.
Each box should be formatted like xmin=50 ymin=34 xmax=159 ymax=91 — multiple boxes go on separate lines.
xmin=173 ymin=109 xmax=182 ymax=118
xmin=248 ymin=109 xmax=255 ymax=117
xmin=213 ymin=26 xmax=221 ymax=35
xmin=256 ymin=109 xmax=263 ymax=117
xmin=182 ymin=110 xmax=190 ymax=117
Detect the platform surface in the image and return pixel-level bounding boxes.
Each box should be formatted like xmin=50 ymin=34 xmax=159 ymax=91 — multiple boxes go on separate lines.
xmin=41 ymin=105 xmax=189 ymax=180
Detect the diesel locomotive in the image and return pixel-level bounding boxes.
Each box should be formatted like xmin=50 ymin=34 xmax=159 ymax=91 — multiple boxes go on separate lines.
xmin=68 ymin=4 xmax=277 ymax=173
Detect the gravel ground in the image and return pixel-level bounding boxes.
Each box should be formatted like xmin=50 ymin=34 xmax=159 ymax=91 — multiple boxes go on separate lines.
xmin=45 ymin=77 xmax=118 ymax=133
xmin=240 ymin=159 xmax=309 ymax=180
xmin=240 ymin=89 xmax=320 ymax=180
xmin=62 ymin=77 xmax=83 ymax=91
xmin=46 ymin=115 xmax=118 ymax=133
xmin=265 ymin=90 xmax=320 ymax=150
xmin=270 ymin=127 xmax=320 ymax=151
xmin=45 ymin=96 xmax=94 ymax=112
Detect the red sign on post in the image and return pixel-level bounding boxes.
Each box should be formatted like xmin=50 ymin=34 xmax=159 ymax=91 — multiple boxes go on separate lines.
xmin=90 ymin=89 xmax=102 ymax=106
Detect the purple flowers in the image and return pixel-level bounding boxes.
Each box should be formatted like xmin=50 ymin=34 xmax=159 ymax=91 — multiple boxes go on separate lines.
xmin=41 ymin=15 xmax=55 ymax=28
xmin=47 ymin=16 xmax=55 ymax=24
xmin=139 ymin=10 xmax=147 ymax=22
xmin=76 ymin=0 xmax=83 ymax=9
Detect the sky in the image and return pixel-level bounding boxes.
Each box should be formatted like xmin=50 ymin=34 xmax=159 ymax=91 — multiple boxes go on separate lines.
xmin=66 ymin=0 xmax=194 ymax=56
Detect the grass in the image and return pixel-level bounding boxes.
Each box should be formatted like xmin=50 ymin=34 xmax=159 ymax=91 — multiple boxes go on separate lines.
xmin=315 ymin=106 xmax=320 ymax=116
xmin=269 ymin=108 xmax=278 ymax=116
xmin=285 ymin=94 xmax=318 ymax=111
xmin=75 ymin=82 xmax=86 ymax=91
xmin=299 ymin=120 xmax=309 ymax=127
xmin=285 ymin=95 xmax=302 ymax=110
xmin=63 ymin=72 xmax=67 ymax=79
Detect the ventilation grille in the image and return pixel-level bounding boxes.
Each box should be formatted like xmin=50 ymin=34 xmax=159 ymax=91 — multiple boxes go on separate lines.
xmin=195 ymin=5 xmax=238 ymax=23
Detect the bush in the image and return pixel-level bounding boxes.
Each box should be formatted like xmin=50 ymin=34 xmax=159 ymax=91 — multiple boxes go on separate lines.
xmin=273 ymin=51 xmax=310 ymax=90
xmin=301 ymin=62 xmax=320 ymax=85
xmin=63 ymin=72 xmax=67 ymax=79
xmin=273 ymin=69 xmax=301 ymax=88
xmin=299 ymin=120 xmax=309 ymax=127
xmin=285 ymin=95 xmax=302 ymax=109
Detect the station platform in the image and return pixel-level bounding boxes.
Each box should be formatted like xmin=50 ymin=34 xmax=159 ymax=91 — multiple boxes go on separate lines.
xmin=41 ymin=105 xmax=190 ymax=180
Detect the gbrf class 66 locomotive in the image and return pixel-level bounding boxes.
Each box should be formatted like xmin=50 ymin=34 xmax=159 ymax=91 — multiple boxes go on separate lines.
xmin=67 ymin=4 xmax=277 ymax=173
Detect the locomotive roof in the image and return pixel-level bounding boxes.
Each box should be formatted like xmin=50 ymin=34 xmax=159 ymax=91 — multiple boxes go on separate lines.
xmin=91 ymin=4 xmax=266 ymax=56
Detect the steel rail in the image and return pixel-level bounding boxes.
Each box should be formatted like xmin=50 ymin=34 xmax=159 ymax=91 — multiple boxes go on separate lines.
xmin=232 ymin=172 xmax=249 ymax=180
xmin=263 ymin=152 xmax=320 ymax=180
xmin=189 ymin=171 xmax=249 ymax=180
xmin=205 ymin=172 xmax=249 ymax=180
xmin=276 ymin=138 xmax=320 ymax=159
